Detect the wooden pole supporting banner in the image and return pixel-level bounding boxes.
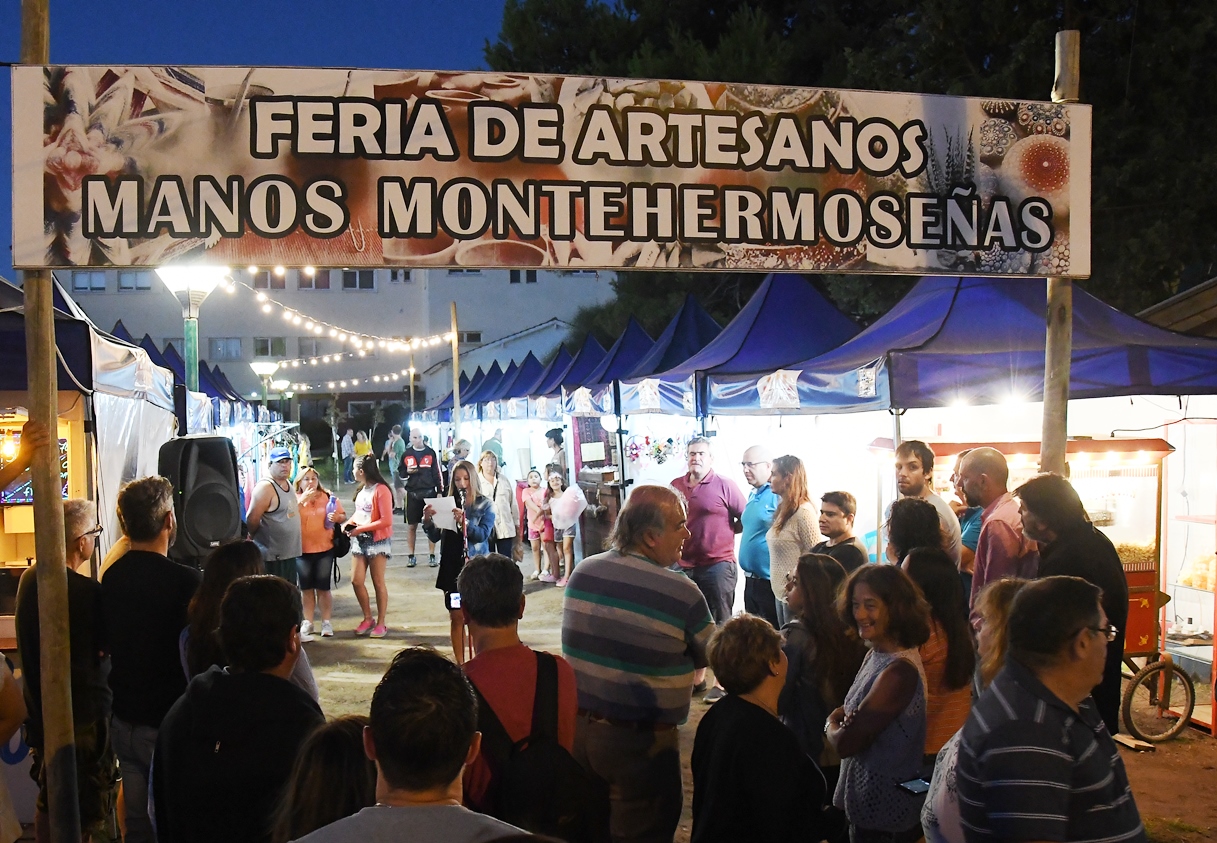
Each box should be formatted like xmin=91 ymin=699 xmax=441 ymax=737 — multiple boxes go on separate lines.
xmin=22 ymin=2 xmax=83 ymax=842
xmin=451 ymin=303 xmax=461 ymax=441
xmin=1040 ymin=29 xmax=1081 ymax=475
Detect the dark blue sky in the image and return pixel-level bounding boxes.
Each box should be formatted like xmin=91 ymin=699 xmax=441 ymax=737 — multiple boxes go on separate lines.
xmin=1 ymin=0 xmax=506 ymax=282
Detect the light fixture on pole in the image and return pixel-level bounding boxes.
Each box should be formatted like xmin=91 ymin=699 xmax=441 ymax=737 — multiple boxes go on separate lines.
xmin=250 ymin=360 xmax=280 ymax=408
xmin=156 ymin=265 xmax=229 ymax=393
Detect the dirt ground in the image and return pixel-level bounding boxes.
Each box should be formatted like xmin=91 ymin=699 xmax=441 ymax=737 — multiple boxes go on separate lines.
xmin=310 ymin=530 xmax=1217 ymax=843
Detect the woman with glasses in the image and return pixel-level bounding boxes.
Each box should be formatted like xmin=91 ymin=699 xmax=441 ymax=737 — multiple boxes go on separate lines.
xmin=766 ymin=456 xmax=820 ymax=626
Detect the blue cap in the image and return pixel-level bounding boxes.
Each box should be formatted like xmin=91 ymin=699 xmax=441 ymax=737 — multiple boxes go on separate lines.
xmin=269 ymin=446 xmax=292 ymax=462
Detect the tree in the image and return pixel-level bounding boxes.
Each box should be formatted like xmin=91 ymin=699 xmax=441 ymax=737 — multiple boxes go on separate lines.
xmin=487 ymin=0 xmax=1217 ymax=329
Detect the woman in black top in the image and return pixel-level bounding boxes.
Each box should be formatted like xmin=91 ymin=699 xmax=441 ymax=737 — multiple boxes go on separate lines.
xmin=779 ymin=553 xmax=866 ymax=794
xmin=691 ymin=614 xmax=830 ymax=843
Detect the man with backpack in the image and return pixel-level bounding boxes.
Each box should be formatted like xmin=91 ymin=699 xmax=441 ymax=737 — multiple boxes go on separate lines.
xmin=458 ymin=553 xmax=606 ymax=842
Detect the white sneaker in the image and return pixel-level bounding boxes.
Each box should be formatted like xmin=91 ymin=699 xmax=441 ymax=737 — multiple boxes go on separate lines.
xmin=527 ymin=570 xmax=541 ymax=581
xmin=299 ymin=629 xmax=315 ymax=643
xmin=301 ymin=620 xmax=314 ymax=637
xmin=321 ymin=621 xmax=334 ymax=638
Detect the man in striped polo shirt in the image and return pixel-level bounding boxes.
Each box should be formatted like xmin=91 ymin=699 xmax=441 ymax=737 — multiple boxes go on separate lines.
xmin=562 ymin=485 xmax=715 ymax=843
xmin=956 ymin=576 xmax=1146 ymax=843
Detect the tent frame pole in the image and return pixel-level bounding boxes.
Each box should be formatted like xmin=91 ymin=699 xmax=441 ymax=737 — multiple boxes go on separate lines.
xmin=1040 ymin=30 xmax=1081 ymax=474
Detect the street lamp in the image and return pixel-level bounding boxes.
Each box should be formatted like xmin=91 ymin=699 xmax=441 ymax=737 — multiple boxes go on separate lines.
xmin=250 ymin=360 xmax=280 ymax=408
xmin=156 ymin=265 xmax=229 ymax=393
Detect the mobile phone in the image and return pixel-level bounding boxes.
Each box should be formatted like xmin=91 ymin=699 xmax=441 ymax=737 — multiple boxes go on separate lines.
xmin=449 ymin=592 xmax=462 ymax=609
xmin=898 ymin=778 xmax=930 ymax=795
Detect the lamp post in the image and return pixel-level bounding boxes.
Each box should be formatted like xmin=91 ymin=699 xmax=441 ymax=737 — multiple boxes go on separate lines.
xmin=250 ymin=361 xmax=280 ymax=408
xmin=156 ymin=265 xmax=229 ymax=393
xmin=272 ymin=378 xmax=291 ymax=418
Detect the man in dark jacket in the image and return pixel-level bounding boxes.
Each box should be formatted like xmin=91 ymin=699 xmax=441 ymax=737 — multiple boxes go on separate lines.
xmin=153 ymin=575 xmax=323 ymax=843
xmin=1015 ymin=473 xmax=1129 ymax=734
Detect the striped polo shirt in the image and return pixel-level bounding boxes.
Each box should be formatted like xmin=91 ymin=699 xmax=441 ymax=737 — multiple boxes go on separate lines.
xmin=562 ymin=549 xmax=715 ymax=725
xmin=955 ymin=659 xmax=1146 ymax=843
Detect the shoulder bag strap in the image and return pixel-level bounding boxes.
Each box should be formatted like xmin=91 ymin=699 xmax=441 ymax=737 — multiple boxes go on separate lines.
xmin=528 ymin=650 xmax=560 ymax=744
xmin=471 ymin=680 xmax=514 ymax=764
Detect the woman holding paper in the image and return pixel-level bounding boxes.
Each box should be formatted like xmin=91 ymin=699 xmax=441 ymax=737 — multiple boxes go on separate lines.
xmin=423 ymin=459 xmax=495 ymax=664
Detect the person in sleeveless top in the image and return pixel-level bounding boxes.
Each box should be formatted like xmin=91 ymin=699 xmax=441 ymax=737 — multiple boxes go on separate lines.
xmin=827 ymin=565 xmax=931 ymax=843
xmin=246 ymin=446 xmax=303 ymax=586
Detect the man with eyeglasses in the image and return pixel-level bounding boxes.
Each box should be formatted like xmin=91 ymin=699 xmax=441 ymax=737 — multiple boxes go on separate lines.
xmin=956 ymin=576 xmax=1146 ymax=843
xmin=738 ymin=446 xmax=779 ymax=629
xmin=16 ymin=499 xmax=118 ymax=841
xmin=1014 ymin=472 xmax=1129 ymax=735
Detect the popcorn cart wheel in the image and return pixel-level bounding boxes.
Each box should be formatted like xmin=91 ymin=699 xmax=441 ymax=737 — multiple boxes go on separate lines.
xmin=1121 ymin=647 xmax=1196 ymax=742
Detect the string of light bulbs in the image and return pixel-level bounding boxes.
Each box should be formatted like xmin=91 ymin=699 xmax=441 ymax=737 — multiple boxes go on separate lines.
xmin=225 ymin=267 xmax=453 ymax=366
xmin=281 ymin=366 xmax=419 ymax=394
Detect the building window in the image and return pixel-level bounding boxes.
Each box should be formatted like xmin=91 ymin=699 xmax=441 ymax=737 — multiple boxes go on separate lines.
xmin=207 ymin=337 xmax=243 ymax=360
xmin=458 ymin=331 xmax=482 ymax=344
xmin=448 ymin=269 xmax=481 ymax=276
xmin=72 ymin=271 xmax=106 ymax=292
xmin=509 ymin=269 xmax=538 ymax=284
xmin=164 ymin=337 xmax=184 ymax=352
xmin=342 ymin=270 xmax=375 ymax=290
xmin=299 ymin=337 xmax=321 ymax=357
xmin=347 ymin=400 xmax=375 ymax=414
xmin=254 ymin=337 xmax=287 ymax=358
xmin=561 ymin=270 xmax=599 ymax=277
xmin=299 ymin=269 xmax=331 ymax=290
xmin=118 ymin=270 xmax=153 ymax=291
xmin=390 ymin=269 xmax=411 ymax=283
xmin=252 ymin=271 xmax=285 ymax=290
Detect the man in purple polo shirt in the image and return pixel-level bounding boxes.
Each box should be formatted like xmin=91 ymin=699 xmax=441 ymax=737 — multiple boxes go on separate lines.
xmin=670 ymin=436 xmax=746 ymax=625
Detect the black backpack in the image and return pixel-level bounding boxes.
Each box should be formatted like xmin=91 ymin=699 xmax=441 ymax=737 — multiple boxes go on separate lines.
xmin=472 ymin=651 xmax=610 ymax=843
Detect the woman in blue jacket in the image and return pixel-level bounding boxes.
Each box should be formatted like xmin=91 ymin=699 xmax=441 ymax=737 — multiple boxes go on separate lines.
xmin=423 ymin=458 xmax=494 ymax=664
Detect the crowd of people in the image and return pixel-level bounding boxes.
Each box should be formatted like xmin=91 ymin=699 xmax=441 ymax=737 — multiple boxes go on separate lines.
xmin=6 ymin=424 xmax=1147 ymax=843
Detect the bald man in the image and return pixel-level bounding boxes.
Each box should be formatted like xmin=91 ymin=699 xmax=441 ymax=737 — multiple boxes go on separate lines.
xmin=739 ymin=445 xmax=779 ymax=628
xmin=958 ymin=448 xmax=1039 ymax=614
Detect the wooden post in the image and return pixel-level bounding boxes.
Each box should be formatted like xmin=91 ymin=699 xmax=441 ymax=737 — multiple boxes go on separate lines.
xmin=450 ymin=303 xmax=461 ymax=440
xmin=22 ymin=2 xmax=83 ymax=840
xmin=1040 ymin=29 xmax=1081 ymax=474
xmin=409 ymin=353 xmax=416 ymax=416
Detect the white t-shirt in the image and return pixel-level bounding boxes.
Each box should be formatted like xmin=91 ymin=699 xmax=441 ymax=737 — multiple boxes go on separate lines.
xmin=293 ymin=804 xmax=521 ymax=843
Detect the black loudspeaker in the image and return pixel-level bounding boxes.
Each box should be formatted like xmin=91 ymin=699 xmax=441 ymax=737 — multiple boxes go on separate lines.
xmin=158 ymin=435 xmax=243 ymax=565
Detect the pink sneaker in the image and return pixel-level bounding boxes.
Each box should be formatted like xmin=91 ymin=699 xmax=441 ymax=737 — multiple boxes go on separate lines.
xmin=539 ymin=572 xmax=558 ymax=584
xmin=354 ymin=618 xmax=375 ymax=636
xmin=370 ymin=624 xmax=388 ymax=638
xmin=556 ymin=577 xmax=569 ymax=588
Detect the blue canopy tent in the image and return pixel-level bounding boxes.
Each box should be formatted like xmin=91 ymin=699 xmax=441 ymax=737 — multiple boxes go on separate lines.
xmin=564 ymin=318 xmax=654 ymax=416
xmin=427 ymin=369 xmax=480 ymax=412
xmin=478 ymin=360 xmax=518 ymax=422
xmin=162 ymin=343 xmax=226 ymax=401
xmin=507 ymin=345 xmax=573 ymax=419
xmin=709 ymin=275 xmax=1217 ymax=415
xmin=460 ymin=361 xmax=506 ymax=422
xmin=210 ymin=364 xmax=244 ymax=402
xmin=487 ymin=352 xmax=545 ymax=421
xmin=417 ymin=370 xmax=471 ymax=423
xmin=624 ymin=274 xmax=859 ymax=416
xmin=110 ymin=319 xmax=135 ymax=343
xmin=618 ymin=295 xmax=723 ymax=414
xmin=533 ymin=336 xmax=606 ymax=421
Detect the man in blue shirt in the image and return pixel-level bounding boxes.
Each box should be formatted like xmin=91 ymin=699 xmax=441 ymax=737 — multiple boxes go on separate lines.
xmin=739 ymin=445 xmax=780 ymax=629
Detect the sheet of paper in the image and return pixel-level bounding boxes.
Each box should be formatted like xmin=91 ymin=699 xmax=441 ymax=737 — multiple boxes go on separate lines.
xmin=425 ymin=496 xmax=458 ymax=531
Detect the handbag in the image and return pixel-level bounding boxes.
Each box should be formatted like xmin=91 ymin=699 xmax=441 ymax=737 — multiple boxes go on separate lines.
xmin=331 ymin=522 xmax=351 ymax=560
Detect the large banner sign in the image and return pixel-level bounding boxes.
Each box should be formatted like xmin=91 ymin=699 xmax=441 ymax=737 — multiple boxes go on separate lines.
xmin=13 ymin=66 xmax=1090 ymax=275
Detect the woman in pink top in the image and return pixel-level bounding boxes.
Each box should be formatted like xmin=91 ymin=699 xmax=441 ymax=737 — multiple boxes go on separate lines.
xmin=901 ymin=547 xmax=975 ymax=757
xmin=294 ymin=467 xmax=346 ymax=639
xmin=522 ymin=469 xmax=547 ymax=581
xmin=347 ymin=455 xmax=395 ymax=639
